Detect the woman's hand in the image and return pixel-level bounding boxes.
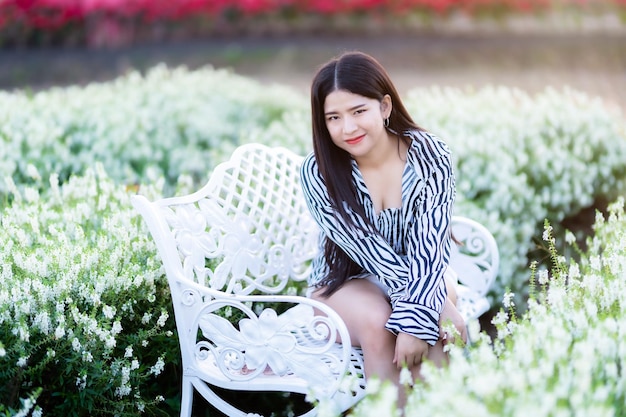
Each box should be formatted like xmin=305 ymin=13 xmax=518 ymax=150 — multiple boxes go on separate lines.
xmin=439 ymin=297 xmax=467 ymax=345
xmin=393 ymin=332 xmax=429 ymax=369
xmin=392 ymin=296 xmax=466 ymax=370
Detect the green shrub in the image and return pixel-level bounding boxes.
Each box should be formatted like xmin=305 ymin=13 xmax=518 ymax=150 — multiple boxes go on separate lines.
xmin=0 ymin=166 xmax=180 ymax=416
xmin=0 ymin=65 xmax=305 ymax=201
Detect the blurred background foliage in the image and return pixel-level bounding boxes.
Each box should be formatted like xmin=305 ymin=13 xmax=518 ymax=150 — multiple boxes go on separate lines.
xmin=1 ymin=0 xmax=625 ymax=48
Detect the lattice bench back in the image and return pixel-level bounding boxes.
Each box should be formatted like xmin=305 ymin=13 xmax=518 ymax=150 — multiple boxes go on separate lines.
xmin=141 ymin=144 xmax=319 ymax=296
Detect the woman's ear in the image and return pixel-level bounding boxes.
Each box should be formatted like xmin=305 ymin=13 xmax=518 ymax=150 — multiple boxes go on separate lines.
xmin=381 ymin=94 xmax=392 ymax=118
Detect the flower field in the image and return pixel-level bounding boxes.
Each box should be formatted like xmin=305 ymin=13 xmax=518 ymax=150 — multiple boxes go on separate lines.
xmin=1 ymin=65 xmax=626 ymax=415
xmin=342 ymin=199 xmax=626 ymax=417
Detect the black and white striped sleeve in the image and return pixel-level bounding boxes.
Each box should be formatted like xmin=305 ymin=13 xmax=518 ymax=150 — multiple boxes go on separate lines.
xmin=385 ymin=136 xmax=455 ymax=345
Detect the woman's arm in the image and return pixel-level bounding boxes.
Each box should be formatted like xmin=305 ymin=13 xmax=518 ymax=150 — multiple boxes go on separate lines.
xmin=385 ymin=137 xmax=456 ymax=347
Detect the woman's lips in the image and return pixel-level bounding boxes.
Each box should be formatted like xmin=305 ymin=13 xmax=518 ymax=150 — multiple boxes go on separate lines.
xmin=346 ymin=134 xmax=365 ymax=145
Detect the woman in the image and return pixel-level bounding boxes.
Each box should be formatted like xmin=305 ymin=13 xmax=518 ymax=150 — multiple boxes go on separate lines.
xmin=300 ymin=51 xmax=467 ymax=394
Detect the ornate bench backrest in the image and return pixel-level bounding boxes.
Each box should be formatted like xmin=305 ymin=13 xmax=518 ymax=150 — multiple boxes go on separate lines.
xmin=134 ymin=144 xmax=319 ymax=297
xmin=450 ymin=218 xmax=499 ymax=298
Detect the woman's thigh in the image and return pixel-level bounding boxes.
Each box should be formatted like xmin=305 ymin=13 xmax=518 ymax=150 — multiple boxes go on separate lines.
xmin=310 ymin=278 xmax=392 ymax=347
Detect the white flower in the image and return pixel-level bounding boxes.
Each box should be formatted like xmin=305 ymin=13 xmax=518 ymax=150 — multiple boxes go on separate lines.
xmin=72 ymin=338 xmax=82 ymax=352
xmin=542 ymin=225 xmax=554 ymax=242
xmin=141 ymin=312 xmax=152 ymax=324
xmin=466 ymin=319 xmax=482 ymax=343
xmin=491 ymin=310 xmax=508 ymax=327
xmin=124 ymin=346 xmax=133 ymax=358
xmin=150 ymin=357 xmax=165 ymax=376
xmin=365 ymin=377 xmax=381 ymax=395
xmin=590 ymin=256 xmax=602 ymax=271
xmin=4 ymin=176 xmax=21 ymax=201
xmin=34 ymin=311 xmax=51 ymax=334
xmin=26 ymin=164 xmax=41 ymax=181
xmin=565 ymin=230 xmax=576 ymax=244
xmin=115 ymin=385 xmax=131 ymax=398
xmin=497 ymin=325 xmax=511 ymax=340
xmin=102 ymin=305 xmax=116 ymax=319
xmin=568 ymin=263 xmax=581 ymax=280
xmin=104 ymin=336 xmax=116 ymax=349
xmin=111 ymin=321 xmax=122 ymax=335
xmin=23 ymin=187 xmax=39 ymax=204
xmin=502 ymin=292 xmax=515 ymax=309
xmin=16 ymin=325 xmax=30 ymax=342
xmin=399 ymin=367 xmax=413 ymax=386
xmin=76 ymin=375 xmax=87 ymax=390
xmin=156 ymin=311 xmax=169 ymax=327
xmin=537 ymin=269 xmax=549 ymax=285
xmin=54 ymin=325 xmax=65 ymax=339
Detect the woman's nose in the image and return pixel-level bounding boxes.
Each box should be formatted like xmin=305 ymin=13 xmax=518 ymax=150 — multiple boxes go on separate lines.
xmin=343 ymin=116 xmax=357 ymax=133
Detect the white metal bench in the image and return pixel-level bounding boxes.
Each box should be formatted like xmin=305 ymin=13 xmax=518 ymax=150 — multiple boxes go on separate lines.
xmin=131 ymin=143 xmax=499 ymax=417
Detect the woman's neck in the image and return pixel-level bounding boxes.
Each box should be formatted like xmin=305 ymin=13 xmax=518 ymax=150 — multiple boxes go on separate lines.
xmin=354 ymin=133 xmax=409 ymax=171
xmin=355 ymin=135 xmax=410 ymax=214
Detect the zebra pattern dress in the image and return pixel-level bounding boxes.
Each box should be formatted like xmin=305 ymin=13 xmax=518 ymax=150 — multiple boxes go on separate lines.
xmin=300 ymin=129 xmax=456 ymax=345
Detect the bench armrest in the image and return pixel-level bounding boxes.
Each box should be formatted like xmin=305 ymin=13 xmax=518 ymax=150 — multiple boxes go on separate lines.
xmin=176 ymin=283 xmax=356 ymax=399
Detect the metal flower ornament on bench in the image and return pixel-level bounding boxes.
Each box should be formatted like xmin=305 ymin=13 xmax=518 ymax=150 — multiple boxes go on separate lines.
xmin=198 ymin=304 xmax=342 ymax=388
xmin=131 ymin=143 xmax=499 ymax=417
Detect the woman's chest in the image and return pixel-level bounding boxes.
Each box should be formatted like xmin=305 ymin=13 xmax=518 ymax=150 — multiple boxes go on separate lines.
xmin=359 ymin=160 xmax=405 ymax=215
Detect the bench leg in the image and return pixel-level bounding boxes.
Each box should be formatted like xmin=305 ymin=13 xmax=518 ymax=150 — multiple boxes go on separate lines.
xmin=180 ymin=377 xmax=193 ymax=417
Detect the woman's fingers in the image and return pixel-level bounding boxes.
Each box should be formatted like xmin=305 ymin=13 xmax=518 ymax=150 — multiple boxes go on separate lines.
xmin=394 ymin=332 xmax=428 ymax=369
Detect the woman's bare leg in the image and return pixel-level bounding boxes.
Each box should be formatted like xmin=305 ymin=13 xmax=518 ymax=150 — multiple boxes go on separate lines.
xmin=311 ymin=277 xmax=459 ymax=409
xmin=311 ymin=278 xmax=399 ymax=382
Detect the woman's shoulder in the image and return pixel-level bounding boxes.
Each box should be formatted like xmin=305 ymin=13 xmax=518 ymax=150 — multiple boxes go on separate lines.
xmin=300 ymin=151 xmax=325 ymax=190
xmin=300 ymin=151 xmax=318 ymax=177
xmin=405 ymin=129 xmax=451 ymax=162
xmin=299 ymin=152 xmax=332 ymax=204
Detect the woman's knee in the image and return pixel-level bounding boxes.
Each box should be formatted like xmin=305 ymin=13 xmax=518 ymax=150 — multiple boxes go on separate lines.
xmin=313 ymin=278 xmax=392 ymax=347
xmin=346 ymin=289 xmax=393 ymax=349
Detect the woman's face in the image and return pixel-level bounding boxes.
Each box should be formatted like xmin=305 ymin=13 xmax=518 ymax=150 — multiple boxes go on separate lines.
xmin=323 ymin=89 xmax=391 ymax=159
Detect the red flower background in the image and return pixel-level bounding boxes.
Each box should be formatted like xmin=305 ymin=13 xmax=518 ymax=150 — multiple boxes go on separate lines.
xmin=0 ymin=0 xmax=624 ymax=46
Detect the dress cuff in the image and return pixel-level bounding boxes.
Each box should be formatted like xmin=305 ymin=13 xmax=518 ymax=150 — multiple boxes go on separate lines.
xmin=385 ymin=300 xmax=440 ymax=346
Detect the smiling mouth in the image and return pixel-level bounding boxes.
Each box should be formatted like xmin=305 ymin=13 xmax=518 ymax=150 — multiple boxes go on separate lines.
xmin=346 ymin=135 xmax=365 ymax=145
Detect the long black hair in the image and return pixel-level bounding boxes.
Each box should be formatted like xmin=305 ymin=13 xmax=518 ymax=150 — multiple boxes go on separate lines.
xmin=310 ymin=51 xmax=424 ymax=296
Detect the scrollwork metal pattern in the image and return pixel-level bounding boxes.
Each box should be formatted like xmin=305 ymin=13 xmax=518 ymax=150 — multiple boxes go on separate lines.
xmin=162 ymin=147 xmax=320 ymax=296
xmin=193 ymin=302 xmax=345 ymax=395
xmin=180 ymin=288 xmax=200 ymax=307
